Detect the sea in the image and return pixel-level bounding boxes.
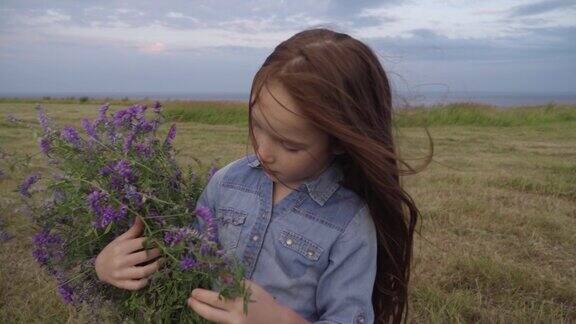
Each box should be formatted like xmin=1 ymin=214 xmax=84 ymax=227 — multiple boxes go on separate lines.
xmin=1 ymin=91 xmax=576 ymax=108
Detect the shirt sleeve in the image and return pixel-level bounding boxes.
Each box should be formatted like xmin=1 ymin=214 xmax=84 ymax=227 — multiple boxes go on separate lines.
xmin=313 ymin=204 xmax=378 ymax=324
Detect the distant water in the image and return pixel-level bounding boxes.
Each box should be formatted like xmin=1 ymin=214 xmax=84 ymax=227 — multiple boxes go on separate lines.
xmin=1 ymin=91 xmax=575 ymax=108
xmin=395 ymin=91 xmax=576 ymax=108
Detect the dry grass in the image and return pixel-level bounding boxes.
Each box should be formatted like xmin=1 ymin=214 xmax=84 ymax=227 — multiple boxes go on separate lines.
xmin=1 ymin=101 xmax=575 ymax=323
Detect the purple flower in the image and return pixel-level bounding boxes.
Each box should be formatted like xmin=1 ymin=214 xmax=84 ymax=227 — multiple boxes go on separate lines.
xmin=33 ymin=230 xmax=62 ymax=245
xmin=123 ymin=131 xmax=135 ymax=152
xmin=153 ymin=101 xmax=162 ymax=113
xmin=109 ymin=176 xmax=123 ymax=191
xmin=0 ymin=230 xmax=13 ymax=242
xmin=61 ymin=126 xmax=82 ymax=148
xmin=18 ymin=173 xmax=41 ymax=198
xmin=113 ymin=109 xmax=130 ymax=128
xmin=81 ymin=118 xmax=98 ymax=140
xmin=87 ymin=190 xmax=129 ymax=228
xmin=163 ymin=227 xmax=200 ymax=246
xmin=100 ymin=160 xmax=137 ymax=187
xmin=113 ymin=104 xmax=146 ymax=129
xmin=114 ymin=160 xmax=135 ymax=182
xmin=94 ymin=103 xmax=110 ymax=127
xmin=0 ymin=218 xmax=13 ymax=243
xmin=99 ymin=162 xmax=114 ymax=176
xmin=195 ymin=206 xmax=217 ymax=242
xmin=180 ymin=255 xmax=197 ymax=270
xmin=32 ymin=230 xmax=63 ymax=265
xmin=138 ymin=120 xmax=157 ymax=133
xmin=98 ymin=103 xmax=110 ymax=119
xmin=93 ymin=204 xmax=127 ymax=229
xmin=130 ymin=104 xmax=147 ymax=121
xmin=164 ymin=229 xmax=186 ymax=247
xmin=164 ymin=124 xmax=176 ymax=147
xmin=57 ymin=281 xmax=74 ymax=304
xmin=124 ymin=185 xmax=143 ymax=207
xmin=32 ymin=249 xmax=50 ymax=264
xmin=36 ymin=105 xmax=51 ymax=133
xmin=39 ymin=137 xmax=51 ymax=155
xmin=135 ymin=143 xmax=152 ymax=157
xmin=86 ymin=190 xmax=106 ymax=215
xmin=107 ymin=126 xmax=119 ymax=145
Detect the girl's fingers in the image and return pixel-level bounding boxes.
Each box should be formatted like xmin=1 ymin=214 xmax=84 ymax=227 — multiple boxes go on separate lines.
xmin=190 ymin=289 xmax=231 ymax=310
xmin=115 ymin=217 xmax=144 ymax=241
xmin=118 ymin=278 xmax=149 ymax=291
xmin=123 ymin=248 xmax=161 ymax=266
xmin=118 ymin=237 xmax=147 ymax=254
xmin=188 ymin=297 xmax=231 ymax=323
xmin=120 ymin=259 xmax=162 ymax=280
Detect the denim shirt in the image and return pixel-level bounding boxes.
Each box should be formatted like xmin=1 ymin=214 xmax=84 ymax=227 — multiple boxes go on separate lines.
xmin=196 ymin=154 xmax=377 ymax=323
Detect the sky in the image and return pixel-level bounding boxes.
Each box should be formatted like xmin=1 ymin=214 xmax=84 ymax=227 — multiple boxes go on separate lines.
xmin=1 ymin=0 xmax=575 ymax=97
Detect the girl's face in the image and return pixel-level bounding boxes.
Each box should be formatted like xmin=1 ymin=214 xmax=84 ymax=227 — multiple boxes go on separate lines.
xmin=250 ymin=81 xmax=334 ymax=189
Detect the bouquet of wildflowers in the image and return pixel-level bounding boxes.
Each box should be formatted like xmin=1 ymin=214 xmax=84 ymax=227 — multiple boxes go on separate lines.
xmin=19 ymin=102 xmax=249 ymax=322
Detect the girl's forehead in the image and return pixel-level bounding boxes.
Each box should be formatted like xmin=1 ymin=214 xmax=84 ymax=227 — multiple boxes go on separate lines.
xmin=253 ymin=83 xmax=317 ymax=137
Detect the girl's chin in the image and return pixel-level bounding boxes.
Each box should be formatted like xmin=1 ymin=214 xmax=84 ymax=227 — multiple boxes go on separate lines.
xmin=264 ymin=171 xmax=278 ymax=180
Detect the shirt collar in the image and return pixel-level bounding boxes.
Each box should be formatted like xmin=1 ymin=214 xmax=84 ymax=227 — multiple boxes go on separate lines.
xmin=247 ymin=155 xmax=343 ymax=206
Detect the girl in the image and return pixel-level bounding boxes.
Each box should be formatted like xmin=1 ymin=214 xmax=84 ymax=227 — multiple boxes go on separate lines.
xmin=95 ymin=27 xmax=429 ymax=323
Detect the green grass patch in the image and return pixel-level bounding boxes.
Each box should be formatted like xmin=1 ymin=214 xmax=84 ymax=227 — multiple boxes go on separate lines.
xmin=2 ymin=100 xmax=576 ymax=322
xmin=394 ymin=102 xmax=576 ymax=127
xmin=487 ymin=176 xmax=576 ymax=201
xmin=163 ymin=105 xmax=248 ymax=125
xmin=438 ymin=256 xmax=576 ymax=321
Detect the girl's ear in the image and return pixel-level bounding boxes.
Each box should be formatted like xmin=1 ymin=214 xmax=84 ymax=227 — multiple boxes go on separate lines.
xmin=329 ymin=137 xmax=345 ymax=155
xmin=331 ymin=141 xmax=346 ymax=155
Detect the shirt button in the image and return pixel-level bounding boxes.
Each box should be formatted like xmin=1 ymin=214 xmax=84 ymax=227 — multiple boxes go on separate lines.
xmin=306 ymin=250 xmax=314 ymax=258
xmin=252 ymin=235 xmax=259 ymax=242
xmin=357 ymin=315 xmax=365 ymax=323
xmin=286 ymin=238 xmax=293 ymax=246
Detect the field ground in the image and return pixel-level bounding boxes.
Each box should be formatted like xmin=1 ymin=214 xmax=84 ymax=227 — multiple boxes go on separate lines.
xmin=0 ymin=100 xmax=575 ymax=323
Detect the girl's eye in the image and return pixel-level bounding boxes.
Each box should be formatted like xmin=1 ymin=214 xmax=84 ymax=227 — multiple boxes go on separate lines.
xmin=282 ymin=143 xmax=299 ymax=152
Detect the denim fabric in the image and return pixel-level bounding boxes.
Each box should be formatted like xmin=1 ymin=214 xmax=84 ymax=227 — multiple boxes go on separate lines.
xmin=196 ymin=154 xmax=377 ymax=323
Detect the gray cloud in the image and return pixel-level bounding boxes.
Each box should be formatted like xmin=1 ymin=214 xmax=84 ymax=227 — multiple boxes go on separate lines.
xmin=509 ymin=0 xmax=576 ymax=17
xmin=0 ymin=0 xmax=575 ymax=94
xmin=366 ymin=26 xmax=576 ymax=62
xmin=327 ymin=0 xmax=403 ymax=16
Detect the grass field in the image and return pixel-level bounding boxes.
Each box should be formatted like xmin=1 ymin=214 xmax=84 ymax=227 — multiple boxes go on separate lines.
xmin=1 ymin=99 xmax=575 ymax=323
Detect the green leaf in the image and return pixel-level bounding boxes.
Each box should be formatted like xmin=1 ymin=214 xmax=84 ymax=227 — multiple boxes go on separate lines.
xmin=104 ymin=222 xmax=113 ymax=234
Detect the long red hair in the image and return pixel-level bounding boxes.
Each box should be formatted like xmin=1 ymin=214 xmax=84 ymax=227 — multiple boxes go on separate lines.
xmin=247 ymin=28 xmax=432 ymax=323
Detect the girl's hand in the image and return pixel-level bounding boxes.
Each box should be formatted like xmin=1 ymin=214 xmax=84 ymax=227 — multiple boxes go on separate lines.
xmin=95 ymin=217 xmax=163 ymax=290
xmin=187 ymin=280 xmax=309 ymax=324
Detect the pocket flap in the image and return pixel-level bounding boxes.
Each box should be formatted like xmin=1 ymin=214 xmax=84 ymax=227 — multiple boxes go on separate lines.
xmin=279 ymin=229 xmax=323 ymax=261
xmin=217 ymin=208 xmax=247 ymax=226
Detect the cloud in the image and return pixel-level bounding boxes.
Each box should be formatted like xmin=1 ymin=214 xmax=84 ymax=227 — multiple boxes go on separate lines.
xmin=366 ymin=26 xmax=576 ymax=63
xmin=138 ymin=42 xmax=166 ymax=53
xmin=509 ymin=0 xmax=576 ymax=17
xmin=1 ymin=0 xmax=575 ymax=94
xmin=327 ymin=0 xmax=403 ymax=16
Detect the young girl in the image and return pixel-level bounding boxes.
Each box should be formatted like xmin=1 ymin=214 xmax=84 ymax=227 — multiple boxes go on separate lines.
xmin=95 ymin=28 xmax=426 ymax=323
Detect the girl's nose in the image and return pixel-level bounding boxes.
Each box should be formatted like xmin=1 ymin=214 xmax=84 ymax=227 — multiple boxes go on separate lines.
xmin=257 ymin=138 xmax=275 ymax=164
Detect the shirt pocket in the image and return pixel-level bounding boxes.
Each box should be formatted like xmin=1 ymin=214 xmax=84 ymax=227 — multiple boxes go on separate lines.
xmin=275 ymin=229 xmax=325 ymax=278
xmin=216 ymin=207 xmax=247 ymax=251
